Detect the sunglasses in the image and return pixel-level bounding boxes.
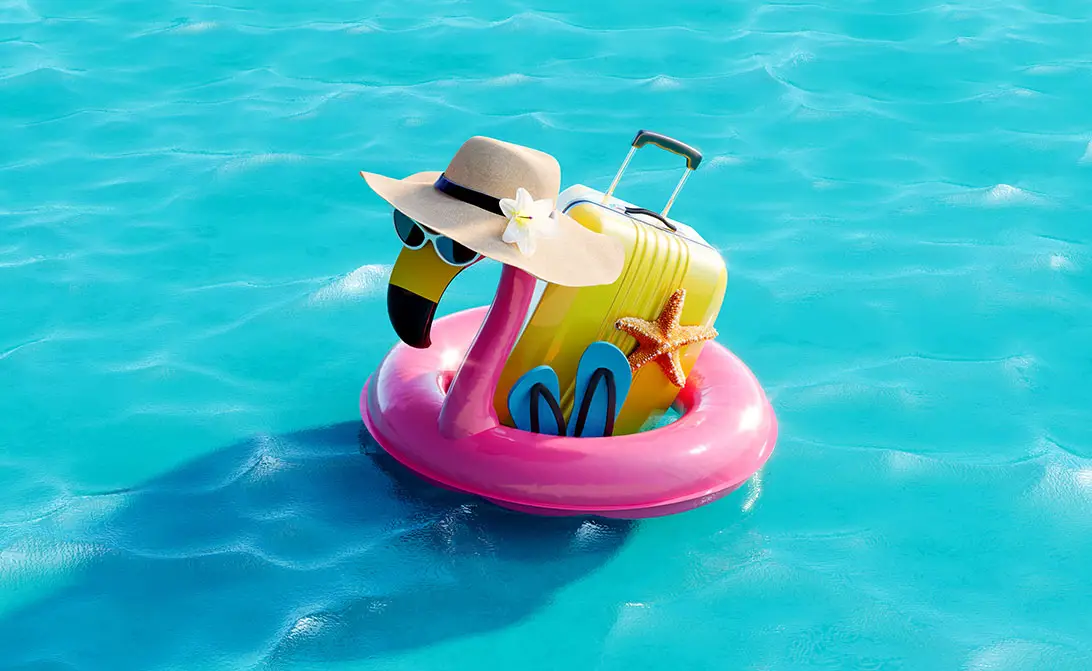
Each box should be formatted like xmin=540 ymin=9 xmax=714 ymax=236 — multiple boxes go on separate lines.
xmin=393 ymin=210 xmax=482 ymax=267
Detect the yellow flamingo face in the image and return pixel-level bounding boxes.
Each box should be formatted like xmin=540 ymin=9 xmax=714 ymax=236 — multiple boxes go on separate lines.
xmin=387 ymin=244 xmax=474 ymax=349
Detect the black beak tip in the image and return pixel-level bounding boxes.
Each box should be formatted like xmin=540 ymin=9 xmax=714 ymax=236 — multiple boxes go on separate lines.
xmin=387 ymin=284 xmax=436 ymax=349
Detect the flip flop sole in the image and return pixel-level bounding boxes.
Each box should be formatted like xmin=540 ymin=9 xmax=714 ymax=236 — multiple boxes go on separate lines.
xmin=567 ymin=341 xmax=633 ymax=438
xmin=507 ymin=365 xmax=566 ymax=436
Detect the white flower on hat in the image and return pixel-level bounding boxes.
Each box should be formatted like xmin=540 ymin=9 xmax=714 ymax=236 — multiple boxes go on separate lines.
xmin=499 ymin=187 xmax=559 ymax=256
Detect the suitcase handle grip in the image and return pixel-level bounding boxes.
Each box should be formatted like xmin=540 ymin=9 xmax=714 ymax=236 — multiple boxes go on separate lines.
xmin=631 ymin=130 xmax=703 ymax=170
xmin=624 ymin=206 xmax=677 ymax=232
xmin=603 ymin=129 xmax=703 ymax=219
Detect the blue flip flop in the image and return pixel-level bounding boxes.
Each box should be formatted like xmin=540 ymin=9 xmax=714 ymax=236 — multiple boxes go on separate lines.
xmin=567 ymin=341 xmax=633 ymax=438
xmin=507 ymin=365 xmax=566 ymax=436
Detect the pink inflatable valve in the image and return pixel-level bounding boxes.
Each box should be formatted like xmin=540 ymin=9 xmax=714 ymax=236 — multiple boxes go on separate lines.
xmin=356 ymin=132 xmax=777 ymax=518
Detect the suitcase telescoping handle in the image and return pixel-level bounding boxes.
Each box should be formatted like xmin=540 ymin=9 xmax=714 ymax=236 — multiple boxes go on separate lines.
xmin=602 ymin=129 xmax=704 ymax=220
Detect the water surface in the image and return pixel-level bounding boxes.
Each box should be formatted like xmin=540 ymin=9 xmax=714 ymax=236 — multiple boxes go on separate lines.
xmin=2 ymin=0 xmax=1091 ymax=668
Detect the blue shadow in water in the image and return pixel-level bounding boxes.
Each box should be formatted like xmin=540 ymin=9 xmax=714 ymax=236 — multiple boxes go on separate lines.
xmin=0 ymin=422 xmax=635 ymax=669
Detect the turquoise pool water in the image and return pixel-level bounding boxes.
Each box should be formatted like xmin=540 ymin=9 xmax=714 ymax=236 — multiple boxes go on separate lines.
xmin=3 ymin=0 xmax=1091 ymax=668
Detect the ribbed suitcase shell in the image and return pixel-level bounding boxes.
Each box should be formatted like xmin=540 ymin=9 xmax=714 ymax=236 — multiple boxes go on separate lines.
xmin=492 ymin=184 xmax=728 ymax=436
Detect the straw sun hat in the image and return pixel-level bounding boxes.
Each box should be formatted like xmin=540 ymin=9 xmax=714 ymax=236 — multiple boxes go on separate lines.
xmin=359 ymin=136 xmax=625 ymax=287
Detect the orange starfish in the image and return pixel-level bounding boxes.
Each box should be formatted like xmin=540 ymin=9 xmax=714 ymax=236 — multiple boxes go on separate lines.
xmin=614 ymin=288 xmax=718 ymax=388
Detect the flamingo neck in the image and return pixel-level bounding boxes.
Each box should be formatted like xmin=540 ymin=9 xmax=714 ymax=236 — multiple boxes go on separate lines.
xmin=437 ymin=264 xmax=538 ymax=440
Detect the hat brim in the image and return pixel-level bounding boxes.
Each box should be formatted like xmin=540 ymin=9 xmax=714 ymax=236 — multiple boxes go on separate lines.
xmin=359 ymin=170 xmax=625 ymax=288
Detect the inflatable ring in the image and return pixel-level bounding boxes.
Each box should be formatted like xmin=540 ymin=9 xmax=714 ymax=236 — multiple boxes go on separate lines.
xmin=361 ymin=267 xmax=777 ymax=519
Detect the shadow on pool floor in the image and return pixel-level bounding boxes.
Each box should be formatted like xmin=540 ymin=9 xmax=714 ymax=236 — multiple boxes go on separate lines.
xmin=0 ymin=421 xmax=635 ymax=670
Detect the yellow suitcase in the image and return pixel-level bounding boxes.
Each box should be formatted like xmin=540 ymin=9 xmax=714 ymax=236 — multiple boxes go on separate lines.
xmin=493 ymin=130 xmax=728 ymax=436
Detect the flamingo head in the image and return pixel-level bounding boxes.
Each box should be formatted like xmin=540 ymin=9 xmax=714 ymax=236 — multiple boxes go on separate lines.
xmin=386 ymin=225 xmax=484 ymax=349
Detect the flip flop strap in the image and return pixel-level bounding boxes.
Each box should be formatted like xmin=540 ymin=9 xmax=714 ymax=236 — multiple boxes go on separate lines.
xmin=529 ymin=382 xmax=566 ymax=436
xmin=572 ymin=367 xmax=617 ymax=438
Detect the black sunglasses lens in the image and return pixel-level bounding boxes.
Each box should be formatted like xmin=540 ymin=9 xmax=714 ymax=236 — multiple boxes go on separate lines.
xmin=436 ymin=237 xmax=480 ymax=266
xmin=393 ymin=211 xmax=424 ymax=248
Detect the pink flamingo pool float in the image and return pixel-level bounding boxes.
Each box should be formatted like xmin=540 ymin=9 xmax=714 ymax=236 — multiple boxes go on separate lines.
xmin=356 ymin=132 xmax=778 ymax=519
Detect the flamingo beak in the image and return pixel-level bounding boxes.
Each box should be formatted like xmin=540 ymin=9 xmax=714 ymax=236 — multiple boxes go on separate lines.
xmin=387 ymin=245 xmax=470 ymax=349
